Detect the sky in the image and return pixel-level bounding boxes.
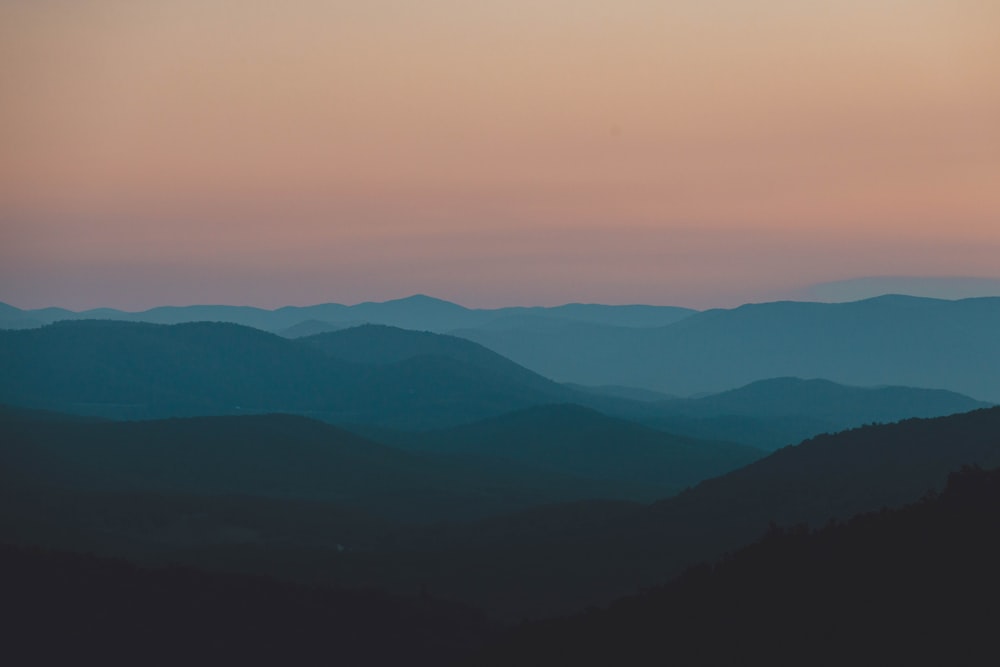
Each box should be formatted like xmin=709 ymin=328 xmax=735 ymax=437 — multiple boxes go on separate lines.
xmin=2 ymin=0 xmax=999 ymax=310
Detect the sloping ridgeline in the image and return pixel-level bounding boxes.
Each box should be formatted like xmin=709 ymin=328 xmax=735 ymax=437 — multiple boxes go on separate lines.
xmin=634 ymin=377 xmax=991 ymax=450
xmin=374 ymin=407 xmax=1000 ymax=618
xmin=0 ymin=320 xmax=579 ymax=428
xmin=453 ymin=295 xmax=1000 ymax=402
xmin=467 ymin=465 xmax=1000 ymax=667
xmin=366 ymin=403 xmax=762 ymax=492
xmin=0 ymin=407 xmax=659 ymax=525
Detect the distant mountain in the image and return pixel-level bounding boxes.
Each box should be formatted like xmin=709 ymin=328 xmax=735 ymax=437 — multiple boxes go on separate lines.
xmin=470 ymin=465 xmax=1000 ymax=667
xmin=276 ymin=319 xmax=360 ymax=338
xmin=0 ymin=320 xmax=580 ymax=428
xmin=675 ymin=377 xmax=989 ymax=422
xmin=5 ymin=318 xmax=986 ymax=443
xmin=563 ymin=383 xmax=677 ymax=403
xmin=801 ymin=275 xmax=1000 ymax=301
xmin=300 ymin=324 xmax=566 ymax=398
xmin=376 ymin=404 xmax=762 ymax=495
xmin=633 ymin=377 xmax=991 ymax=449
xmin=0 ymin=295 xmax=696 ymax=333
xmin=302 ymin=323 xmax=532 ymax=368
xmin=454 ymin=295 xmax=1000 ymax=402
xmin=0 ymin=409 xmax=658 ymax=524
xmin=473 ymin=303 xmax=695 ymax=330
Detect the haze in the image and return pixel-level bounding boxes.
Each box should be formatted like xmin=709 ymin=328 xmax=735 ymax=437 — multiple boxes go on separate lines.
xmin=2 ymin=1 xmax=999 ymax=309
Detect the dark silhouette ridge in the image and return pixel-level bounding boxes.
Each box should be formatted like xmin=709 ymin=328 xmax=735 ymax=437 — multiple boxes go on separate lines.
xmin=0 ymin=408 xmax=658 ymax=524
xmin=6 ymin=465 xmax=998 ymax=667
xmin=467 ymin=465 xmax=1000 ymax=666
xmin=3 ymin=406 xmax=999 ymax=623
xmin=343 ymin=407 xmax=1000 ymax=619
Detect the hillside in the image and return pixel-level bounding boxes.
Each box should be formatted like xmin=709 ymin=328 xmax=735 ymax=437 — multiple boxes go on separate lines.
xmin=634 ymin=377 xmax=991 ymax=449
xmin=0 ymin=410 xmax=657 ymax=524
xmin=369 ymin=407 xmax=1000 ymax=618
xmin=4 ymin=405 xmax=997 ymax=623
xmin=378 ymin=404 xmax=762 ymax=493
xmin=0 ymin=543 xmax=496 ymax=667
xmin=301 ymin=324 xmax=568 ymax=396
xmin=469 ymin=465 xmax=1000 ymax=667
xmin=453 ymin=295 xmax=1000 ymax=402
xmin=0 ymin=320 xmax=575 ymax=428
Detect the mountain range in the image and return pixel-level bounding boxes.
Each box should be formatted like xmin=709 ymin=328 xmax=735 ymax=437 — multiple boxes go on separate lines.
xmin=0 ymin=408 xmax=673 ymax=524
xmin=1 ymin=319 xmax=987 ymax=449
xmin=1 ymin=292 xmax=998 ymax=667
xmin=0 ymin=320 xmax=579 ymax=428
xmin=0 ymin=295 xmax=695 ymax=334
xmin=366 ymin=406 xmax=1000 ymax=618
xmin=454 ymin=295 xmax=1000 ymax=402
xmin=6 ymin=400 xmax=998 ymax=621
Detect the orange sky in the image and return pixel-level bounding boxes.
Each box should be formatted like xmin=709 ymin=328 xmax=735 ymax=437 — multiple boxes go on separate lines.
xmin=2 ymin=1 xmax=998 ymax=309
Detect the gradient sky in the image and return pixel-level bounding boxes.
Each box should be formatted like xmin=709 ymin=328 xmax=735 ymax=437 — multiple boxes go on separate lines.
xmin=2 ymin=1 xmax=998 ymax=309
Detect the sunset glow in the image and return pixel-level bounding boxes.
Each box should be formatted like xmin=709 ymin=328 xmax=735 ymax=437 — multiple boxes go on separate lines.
xmin=2 ymin=1 xmax=998 ymax=309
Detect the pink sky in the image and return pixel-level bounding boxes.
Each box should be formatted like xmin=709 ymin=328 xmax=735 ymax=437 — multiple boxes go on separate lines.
xmin=2 ymin=1 xmax=999 ymax=309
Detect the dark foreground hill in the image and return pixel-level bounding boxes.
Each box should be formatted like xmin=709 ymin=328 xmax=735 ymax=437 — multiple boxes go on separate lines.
xmin=7 ymin=466 xmax=999 ymax=667
xmin=0 ymin=410 xmax=655 ymax=524
xmin=0 ymin=543 xmax=496 ymax=667
xmin=454 ymin=295 xmax=1000 ymax=402
xmin=3 ymin=406 xmax=998 ymax=624
xmin=468 ymin=465 xmax=1000 ymax=667
xmin=370 ymin=407 xmax=1000 ymax=618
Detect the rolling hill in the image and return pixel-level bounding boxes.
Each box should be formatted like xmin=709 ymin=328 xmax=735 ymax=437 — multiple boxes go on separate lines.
xmin=373 ymin=404 xmax=763 ymax=493
xmin=0 ymin=409 xmax=659 ymax=523
xmin=367 ymin=406 xmax=1000 ymax=618
xmin=453 ymin=295 xmax=1000 ymax=402
xmin=632 ymin=377 xmax=991 ymax=449
xmin=0 ymin=320 xmax=578 ymax=428
xmin=468 ymin=465 xmax=1000 ymax=667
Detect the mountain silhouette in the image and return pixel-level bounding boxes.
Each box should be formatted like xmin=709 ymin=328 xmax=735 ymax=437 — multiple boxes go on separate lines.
xmin=0 ymin=320 xmax=581 ymax=428
xmin=0 ymin=295 xmax=695 ymax=334
xmin=468 ymin=465 xmax=1000 ymax=667
xmin=374 ymin=404 xmax=762 ymax=495
xmin=454 ymin=295 xmax=1000 ymax=402
xmin=357 ymin=406 xmax=1000 ymax=618
xmin=632 ymin=377 xmax=991 ymax=449
xmin=0 ymin=409 xmax=661 ymax=523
